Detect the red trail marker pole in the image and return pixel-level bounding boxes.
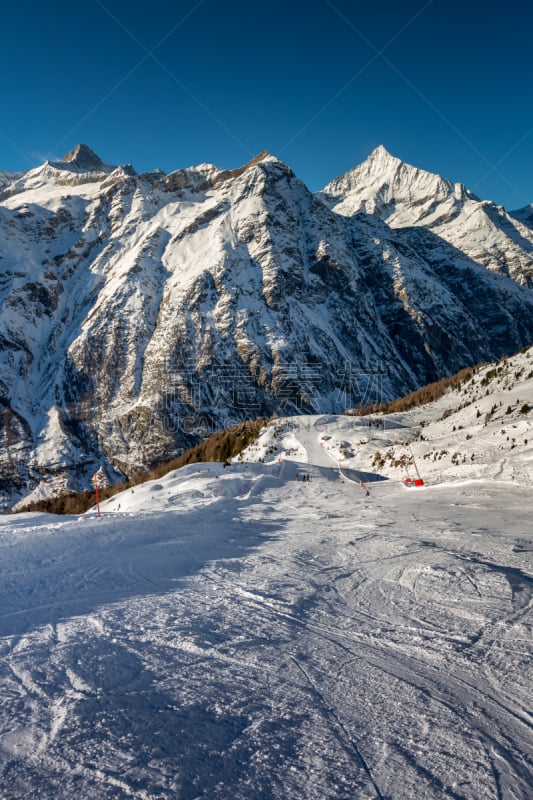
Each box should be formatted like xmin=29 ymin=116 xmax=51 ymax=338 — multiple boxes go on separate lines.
xmin=92 ymin=471 xmax=101 ymax=518
xmin=408 ymin=443 xmax=424 ymax=487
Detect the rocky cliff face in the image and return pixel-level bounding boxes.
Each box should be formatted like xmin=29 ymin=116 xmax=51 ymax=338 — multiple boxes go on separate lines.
xmin=1 ymin=145 xmax=533 ymax=505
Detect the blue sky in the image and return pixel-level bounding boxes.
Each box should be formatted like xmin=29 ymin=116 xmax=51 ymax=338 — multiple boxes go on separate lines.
xmin=1 ymin=0 xmax=532 ymax=209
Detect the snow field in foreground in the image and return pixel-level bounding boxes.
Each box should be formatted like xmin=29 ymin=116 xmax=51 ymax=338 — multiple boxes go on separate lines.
xmin=0 ymin=406 xmax=531 ymax=799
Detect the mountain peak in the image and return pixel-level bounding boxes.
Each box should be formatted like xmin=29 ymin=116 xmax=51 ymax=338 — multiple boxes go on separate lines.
xmin=61 ymin=144 xmax=109 ymax=172
xmin=251 ymin=150 xmax=279 ymax=164
xmin=322 ymin=146 xmax=404 ymax=197
xmin=368 ymin=144 xmax=400 ymax=164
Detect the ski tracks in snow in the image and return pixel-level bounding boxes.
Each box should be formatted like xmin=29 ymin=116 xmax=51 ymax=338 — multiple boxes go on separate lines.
xmin=0 ymin=463 xmax=531 ymax=798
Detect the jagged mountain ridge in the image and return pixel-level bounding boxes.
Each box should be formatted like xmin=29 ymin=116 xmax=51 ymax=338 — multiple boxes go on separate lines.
xmin=322 ymin=145 xmax=533 ymax=288
xmin=1 ymin=144 xmax=533 ymax=505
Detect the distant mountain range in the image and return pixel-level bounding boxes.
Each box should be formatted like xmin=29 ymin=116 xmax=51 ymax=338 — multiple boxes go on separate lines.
xmin=1 ymin=143 xmax=533 ymax=504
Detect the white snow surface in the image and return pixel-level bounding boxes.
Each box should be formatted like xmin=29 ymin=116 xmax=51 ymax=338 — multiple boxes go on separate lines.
xmin=0 ymin=361 xmax=532 ymax=799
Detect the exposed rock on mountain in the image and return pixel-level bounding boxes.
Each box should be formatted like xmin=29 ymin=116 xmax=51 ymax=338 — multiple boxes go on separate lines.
xmin=1 ymin=145 xmax=533 ymax=505
xmin=61 ymin=143 xmax=113 ymax=172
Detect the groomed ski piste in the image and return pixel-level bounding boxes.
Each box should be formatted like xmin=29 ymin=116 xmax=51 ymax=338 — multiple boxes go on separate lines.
xmin=0 ymin=350 xmax=532 ymax=799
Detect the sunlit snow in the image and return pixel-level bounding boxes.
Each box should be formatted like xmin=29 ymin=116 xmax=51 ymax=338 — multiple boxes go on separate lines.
xmin=0 ymin=353 xmax=531 ymax=798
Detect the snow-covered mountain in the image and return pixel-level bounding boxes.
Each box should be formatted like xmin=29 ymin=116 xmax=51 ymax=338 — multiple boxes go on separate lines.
xmin=1 ymin=144 xmax=533 ymax=504
xmin=323 ymin=145 xmax=533 ymax=288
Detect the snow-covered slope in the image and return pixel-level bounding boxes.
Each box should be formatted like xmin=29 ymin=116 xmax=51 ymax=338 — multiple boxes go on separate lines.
xmin=323 ymin=145 xmax=533 ymax=288
xmin=511 ymin=202 xmax=533 ymax=230
xmin=0 ymin=374 xmax=531 ymax=799
xmin=242 ymin=344 xmax=533 ymax=490
xmin=2 ymin=145 xmax=533 ymax=505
